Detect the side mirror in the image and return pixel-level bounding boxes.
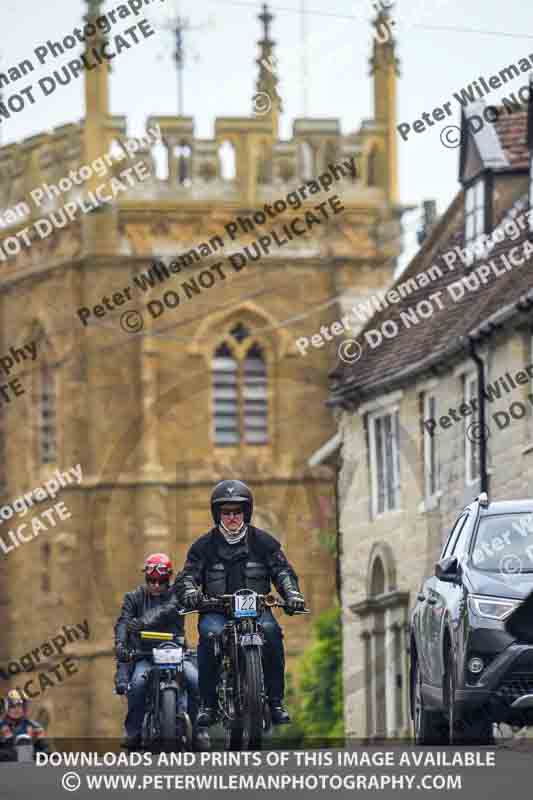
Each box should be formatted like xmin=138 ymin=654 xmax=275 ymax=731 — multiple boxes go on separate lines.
xmin=435 ymin=556 xmax=461 ymax=584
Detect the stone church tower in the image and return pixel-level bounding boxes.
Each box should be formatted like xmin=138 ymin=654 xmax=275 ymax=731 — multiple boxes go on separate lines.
xmin=0 ymin=1 xmax=403 ymax=737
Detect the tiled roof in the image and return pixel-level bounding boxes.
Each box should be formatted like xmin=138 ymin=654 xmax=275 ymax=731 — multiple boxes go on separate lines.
xmin=493 ymin=109 xmax=530 ymax=169
xmin=329 ymin=194 xmax=533 ymax=404
xmin=329 ymin=111 xmax=533 ymax=405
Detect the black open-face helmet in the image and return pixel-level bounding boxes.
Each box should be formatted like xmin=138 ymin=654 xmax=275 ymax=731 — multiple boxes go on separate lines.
xmin=211 ymin=480 xmax=253 ymax=525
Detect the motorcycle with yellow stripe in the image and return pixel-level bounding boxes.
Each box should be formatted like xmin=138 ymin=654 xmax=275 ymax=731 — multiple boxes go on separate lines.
xmin=131 ymin=630 xmax=192 ymax=752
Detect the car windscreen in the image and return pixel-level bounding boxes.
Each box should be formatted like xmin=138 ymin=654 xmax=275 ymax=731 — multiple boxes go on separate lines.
xmin=471 ymin=513 xmax=533 ymax=572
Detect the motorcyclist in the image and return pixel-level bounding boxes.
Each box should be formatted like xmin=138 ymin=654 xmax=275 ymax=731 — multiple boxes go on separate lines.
xmin=0 ymin=689 xmax=49 ymax=762
xmin=140 ymin=480 xmax=306 ymax=729
xmin=114 ymin=553 xmax=204 ymax=750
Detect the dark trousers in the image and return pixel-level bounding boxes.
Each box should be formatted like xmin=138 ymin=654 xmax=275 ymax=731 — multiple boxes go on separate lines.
xmin=123 ymin=656 xmax=200 ymax=738
xmin=197 ymin=609 xmax=285 ymax=707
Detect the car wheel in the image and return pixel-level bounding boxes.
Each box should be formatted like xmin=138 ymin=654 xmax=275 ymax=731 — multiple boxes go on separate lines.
xmin=413 ymin=658 xmax=447 ymax=745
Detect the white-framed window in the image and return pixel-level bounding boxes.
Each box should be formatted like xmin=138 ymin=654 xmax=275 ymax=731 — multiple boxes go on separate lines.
xmin=464 ymin=373 xmax=480 ymax=484
xmin=368 ymin=407 xmax=401 ymax=517
xmin=464 ymin=179 xmax=485 ymax=252
xmin=420 ymin=392 xmax=439 ymax=499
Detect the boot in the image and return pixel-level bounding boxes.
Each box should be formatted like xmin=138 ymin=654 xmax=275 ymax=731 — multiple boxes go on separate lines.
xmin=193 ymin=727 xmax=211 ymax=751
xmin=270 ymin=700 xmax=291 ymax=725
xmin=196 ymin=704 xmax=218 ymax=728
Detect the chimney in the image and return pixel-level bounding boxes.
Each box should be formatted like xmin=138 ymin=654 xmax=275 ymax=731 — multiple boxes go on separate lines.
xmin=416 ymin=199 xmax=437 ymax=245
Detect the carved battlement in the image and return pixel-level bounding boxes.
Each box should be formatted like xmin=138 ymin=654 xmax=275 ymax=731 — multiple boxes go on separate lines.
xmin=0 ymin=111 xmax=386 ymax=234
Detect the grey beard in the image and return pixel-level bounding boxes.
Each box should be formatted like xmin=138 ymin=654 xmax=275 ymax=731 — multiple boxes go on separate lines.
xmin=219 ymin=521 xmax=247 ymax=544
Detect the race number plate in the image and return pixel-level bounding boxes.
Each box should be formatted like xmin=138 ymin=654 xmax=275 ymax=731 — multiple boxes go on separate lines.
xmin=234 ymin=593 xmax=258 ymax=618
xmin=152 ymin=647 xmax=183 ymax=664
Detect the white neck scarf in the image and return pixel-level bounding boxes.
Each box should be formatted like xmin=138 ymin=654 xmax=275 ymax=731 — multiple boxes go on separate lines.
xmin=218 ymin=521 xmax=247 ymax=545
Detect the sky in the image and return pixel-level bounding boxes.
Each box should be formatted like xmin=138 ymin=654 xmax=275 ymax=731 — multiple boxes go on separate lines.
xmin=1 ymin=0 xmax=533 ymax=269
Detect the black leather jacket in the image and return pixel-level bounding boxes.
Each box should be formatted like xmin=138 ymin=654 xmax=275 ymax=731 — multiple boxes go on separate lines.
xmin=114 ymin=585 xmax=185 ymax=652
xmin=140 ymin=526 xmax=301 ymax=629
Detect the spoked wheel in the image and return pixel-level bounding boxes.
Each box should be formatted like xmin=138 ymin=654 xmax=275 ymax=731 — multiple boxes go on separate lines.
xmin=224 ymin=691 xmax=245 ymax=751
xmin=413 ymin=659 xmax=447 ymax=745
xmin=160 ymin=689 xmax=178 ymax=752
xmin=223 ymin=647 xmax=264 ymax=751
xmin=241 ymin=647 xmax=264 ymax=750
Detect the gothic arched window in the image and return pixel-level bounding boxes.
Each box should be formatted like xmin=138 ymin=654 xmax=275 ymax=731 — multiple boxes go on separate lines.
xmin=212 ymin=327 xmax=269 ymax=447
xmin=39 ymin=362 xmax=57 ymax=465
xmin=213 ymin=342 xmax=239 ymax=446
xmin=243 ymin=344 xmax=268 ymax=444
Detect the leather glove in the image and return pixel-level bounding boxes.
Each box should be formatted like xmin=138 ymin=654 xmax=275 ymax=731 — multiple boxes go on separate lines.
xmin=127 ymin=618 xmax=144 ymax=634
xmin=285 ymin=591 xmax=306 ymax=615
xmin=115 ymin=680 xmax=128 ymax=696
xmin=182 ymin=587 xmax=201 ymax=610
xmin=115 ymin=642 xmax=131 ymax=662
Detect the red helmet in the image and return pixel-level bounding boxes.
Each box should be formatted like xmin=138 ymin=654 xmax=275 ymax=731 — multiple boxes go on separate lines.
xmin=143 ymin=553 xmax=173 ymax=583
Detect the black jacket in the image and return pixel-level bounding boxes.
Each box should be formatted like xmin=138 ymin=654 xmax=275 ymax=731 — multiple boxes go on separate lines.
xmin=140 ymin=526 xmax=301 ymax=630
xmin=114 ymin=585 xmax=185 ymax=651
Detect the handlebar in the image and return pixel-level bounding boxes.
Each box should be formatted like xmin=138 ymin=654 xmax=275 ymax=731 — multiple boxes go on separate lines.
xmin=178 ymin=593 xmax=310 ymax=615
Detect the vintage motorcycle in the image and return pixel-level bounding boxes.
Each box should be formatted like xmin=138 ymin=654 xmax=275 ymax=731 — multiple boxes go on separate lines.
xmin=181 ymin=589 xmax=309 ymax=751
xmin=132 ymin=631 xmax=193 ymax=752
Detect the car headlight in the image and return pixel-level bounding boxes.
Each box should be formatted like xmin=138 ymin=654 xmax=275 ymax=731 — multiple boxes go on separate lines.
xmin=468 ymin=594 xmax=520 ymax=621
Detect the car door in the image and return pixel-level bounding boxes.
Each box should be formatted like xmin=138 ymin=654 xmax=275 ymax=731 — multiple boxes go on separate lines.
xmin=426 ymin=513 xmax=469 ymax=686
xmin=445 ymin=513 xmax=475 ymax=685
xmin=415 ymin=516 xmax=461 ymax=685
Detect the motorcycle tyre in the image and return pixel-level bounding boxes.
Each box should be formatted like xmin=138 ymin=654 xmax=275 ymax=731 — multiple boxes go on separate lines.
xmin=160 ymin=689 xmax=178 ymax=752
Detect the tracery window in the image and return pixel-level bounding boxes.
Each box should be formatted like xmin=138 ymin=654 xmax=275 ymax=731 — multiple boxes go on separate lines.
xmin=212 ymin=325 xmax=269 ymax=446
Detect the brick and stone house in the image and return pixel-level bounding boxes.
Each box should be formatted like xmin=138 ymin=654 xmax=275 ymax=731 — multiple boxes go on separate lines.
xmin=328 ymin=98 xmax=533 ymax=739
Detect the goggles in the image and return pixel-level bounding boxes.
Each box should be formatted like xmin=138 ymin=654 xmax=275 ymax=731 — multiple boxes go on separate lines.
xmin=144 ymin=564 xmax=172 ymax=577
